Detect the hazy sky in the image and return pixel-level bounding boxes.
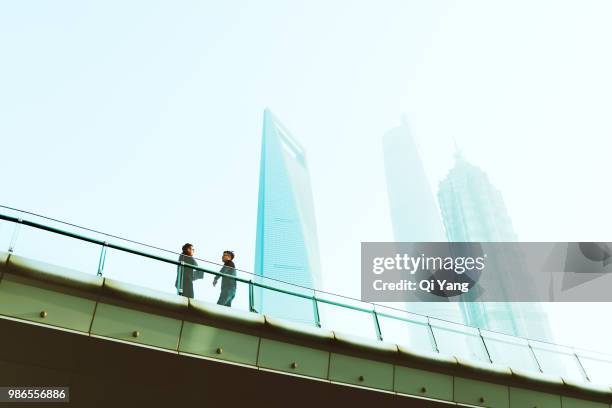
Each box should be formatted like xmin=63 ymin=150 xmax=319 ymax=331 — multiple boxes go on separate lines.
xmin=1 ymin=1 xmax=612 ymax=353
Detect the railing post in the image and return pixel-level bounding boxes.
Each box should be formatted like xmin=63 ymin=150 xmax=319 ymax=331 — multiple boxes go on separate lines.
xmin=527 ymin=340 xmax=544 ymax=373
xmin=8 ymin=219 xmax=23 ymax=253
xmin=573 ymin=350 xmax=591 ymax=382
xmin=372 ymin=310 xmax=383 ymax=341
xmin=248 ymin=280 xmax=256 ymax=312
xmin=96 ymin=242 xmax=108 ymax=277
xmin=478 ymin=328 xmax=493 ymax=363
xmin=427 ymin=317 xmax=440 ymax=353
xmin=312 ymin=296 xmax=321 ymax=327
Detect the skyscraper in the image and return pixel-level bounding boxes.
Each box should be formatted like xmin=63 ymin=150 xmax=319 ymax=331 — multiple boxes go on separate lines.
xmin=382 ymin=119 xmax=464 ymax=324
xmin=253 ymin=109 xmax=322 ymax=323
xmin=437 ymin=150 xmax=554 ymax=341
xmin=383 ymin=119 xmax=447 ymax=243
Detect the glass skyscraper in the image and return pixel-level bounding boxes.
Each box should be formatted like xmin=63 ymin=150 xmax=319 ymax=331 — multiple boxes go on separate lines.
xmin=437 ymin=150 xmax=554 ymax=341
xmin=382 ymin=120 xmax=464 ymax=324
xmin=253 ymin=109 xmax=322 ymax=323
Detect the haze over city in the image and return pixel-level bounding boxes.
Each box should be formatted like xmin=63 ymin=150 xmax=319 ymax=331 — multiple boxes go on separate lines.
xmin=2 ymin=0 xmax=612 ymax=353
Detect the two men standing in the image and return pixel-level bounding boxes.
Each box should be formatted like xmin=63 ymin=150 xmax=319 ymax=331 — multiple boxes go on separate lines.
xmin=174 ymin=244 xmax=237 ymax=307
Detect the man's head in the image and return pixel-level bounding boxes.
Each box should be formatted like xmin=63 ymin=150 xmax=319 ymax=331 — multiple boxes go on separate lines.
xmin=222 ymin=250 xmax=235 ymax=262
xmin=182 ymin=243 xmax=194 ymax=257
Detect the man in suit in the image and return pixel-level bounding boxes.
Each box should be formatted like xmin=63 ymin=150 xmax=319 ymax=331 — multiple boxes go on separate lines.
xmin=213 ymin=250 xmax=237 ymax=307
xmin=175 ymin=243 xmax=203 ymax=298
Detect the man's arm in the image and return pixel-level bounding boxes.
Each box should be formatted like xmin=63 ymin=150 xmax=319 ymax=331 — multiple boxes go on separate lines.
xmin=190 ymin=258 xmax=204 ymax=280
xmin=213 ymin=265 xmax=228 ymax=286
xmin=213 ymin=270 xmax=221 ymax=286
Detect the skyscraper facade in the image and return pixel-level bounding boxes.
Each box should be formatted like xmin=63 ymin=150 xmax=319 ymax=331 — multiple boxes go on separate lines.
xmin=253 ymin=109 xmax=322 ymax=323
xmin=437 ymin=151 xmax=553 ymax=341
xmin=383 ymin=120 xmax=447 ymax=243
xmin=382 ymin=120 xmax=464 ymax=324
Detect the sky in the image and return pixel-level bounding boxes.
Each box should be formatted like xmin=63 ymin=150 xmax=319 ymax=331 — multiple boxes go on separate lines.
xmin=1 ymin=1 xmax=612 ymax=354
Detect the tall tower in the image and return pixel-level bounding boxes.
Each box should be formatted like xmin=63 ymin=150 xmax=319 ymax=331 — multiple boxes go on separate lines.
xmin=254 ymin=109 xmax=322 ymax=323
xmin=437 ymin=150 xmax=553 ymax=341
xmin=382 ymin=119 xmax=464 ymax=324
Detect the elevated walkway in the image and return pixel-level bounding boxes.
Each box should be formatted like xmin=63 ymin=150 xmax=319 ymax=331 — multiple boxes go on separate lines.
xmin=0 ymin=208 xmax=612 ymax=407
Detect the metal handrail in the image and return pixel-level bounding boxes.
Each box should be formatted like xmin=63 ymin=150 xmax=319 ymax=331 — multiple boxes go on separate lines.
xmin=0 ymin=205 xmax=393 ymax=308
xmin=1 ymin=205 xmax=602 ymax=353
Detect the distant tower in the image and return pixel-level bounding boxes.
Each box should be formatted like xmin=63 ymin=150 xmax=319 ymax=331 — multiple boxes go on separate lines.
xmin=382 ymin=119 xmax=463 ymax=324
xmin=437 ymin=150 xmax=553 ymax=341
xmin=438 ymin=150 xmax=518 ymax=242
xmin=254 ymin=109 xmax=322 ymax=323
xmin=383 ymin=117 xmax=447 ymax=242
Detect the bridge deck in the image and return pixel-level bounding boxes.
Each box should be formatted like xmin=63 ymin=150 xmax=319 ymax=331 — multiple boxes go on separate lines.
xmin=0 ymin=251 xmax=610 ymax=407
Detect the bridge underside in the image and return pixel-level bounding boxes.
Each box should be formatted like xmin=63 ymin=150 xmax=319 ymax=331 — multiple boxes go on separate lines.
xmin=0 ymin=317 xmax=450 ymax=408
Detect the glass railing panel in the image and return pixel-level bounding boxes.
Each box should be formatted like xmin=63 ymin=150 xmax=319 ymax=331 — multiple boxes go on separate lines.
xmin=0 ymin=208 xmax=110 ymax=244
xmin=574 ymin=350 xmax=612 ymax=386
xmin=182 ymin=259 xmax=217 ymax=304
xmin=530 ymin=341 xmax=586 ymax=382
xmin=223 ymin=278 xmax=251 ymax=313
xmin=9 ymin=224 xmax=102 ymax=275
xmin=374 ymin=305 xmax=437 ymax=353
xmin=430 ymin=319 xmax=490 ymax=362
xmin=191 ymin=259 xmax=252 ymax=313
xmin=481 ymin=330 xmax=540 ymax=372
xmin=196 ymin=278 xmax=251 ymax=313
xmin=102 ymin=247 xmax=177 ymax=294
xmin=253 ymin=275 xmax=316 ymax=325
xmin=316 ymin=291 xmax=377 ymax=340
